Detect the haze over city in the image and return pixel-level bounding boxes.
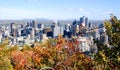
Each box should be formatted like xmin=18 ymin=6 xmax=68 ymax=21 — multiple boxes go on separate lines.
xmin=0 ymin=0 xmax=120 ymax=20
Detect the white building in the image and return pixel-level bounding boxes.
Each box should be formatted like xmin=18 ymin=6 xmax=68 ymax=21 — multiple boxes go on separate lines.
xmin=0 ymin=32 xmax=2 ymax=43
xmin=52 ymin=20 xmax=63 ymax=38
xmin=77 ymin=36 xmax=91 ymax=53
xmin=31 ymin=28 xmax=35 ymax=38
xmin=41 ymin=34 xmax=48 ymax=42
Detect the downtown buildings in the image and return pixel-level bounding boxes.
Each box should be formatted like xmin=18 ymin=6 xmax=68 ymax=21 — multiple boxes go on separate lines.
xmin=0 ymin=16 xmax=108 ymax=55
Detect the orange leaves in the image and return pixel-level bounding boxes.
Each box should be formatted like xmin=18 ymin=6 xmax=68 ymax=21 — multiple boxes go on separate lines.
xmin=32 ymin=55 xmax=41 ymax=64
xmin=32 ymin=46 xmax=52 ymax=67
xmin=56 ymin=43 xmax=63 ymax=51
xmin=11 ymin=51 xmax=26 ymax=69
xmin=11 ymin=50 xmax=33 ymax=70
xmin=0 ymin=37 xmax=94 ymax=70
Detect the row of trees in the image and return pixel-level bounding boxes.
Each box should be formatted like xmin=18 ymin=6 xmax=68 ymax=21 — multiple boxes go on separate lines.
xmin=0 ymin=14 xmax=120 ymax=70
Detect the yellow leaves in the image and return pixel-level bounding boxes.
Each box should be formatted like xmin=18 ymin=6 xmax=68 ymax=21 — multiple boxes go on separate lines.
xmin=99 ymin=51 xmax=108 ymax=62
xmin=48 ymin=58 xmax=55 ymax=65
xmin=78 ymin=60 xmax=82 ymax=65
xmin=99 ymin=51 xmax=105 ymax=57
xmin=0 ymin=56 xmax=13 ymax=70
xmin=79 ymin=53 xmax=85 ymax=59
xmin=117 ymin=56 xmax=120 ymax=62
xmin=58 ymin=34 xmax=63 ymax=39
xmin=104 ymin=21 xmax=112 ymax=30
xmin=10 ymin=46 xmax=19 ymax=52
xmin=84 ymin=58 xmax=90 ymax=64
xmin=22 ymin=45 xmax=33 ymax=51
xmin=2 ymin=37 xmax=10 ymax=45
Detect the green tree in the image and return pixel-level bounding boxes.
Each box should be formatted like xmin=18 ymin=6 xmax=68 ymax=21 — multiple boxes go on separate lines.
xmin=95 ymin=14 xmax=120 ymax=69
xmin=104 ymin=14 xmax=120 ymax=58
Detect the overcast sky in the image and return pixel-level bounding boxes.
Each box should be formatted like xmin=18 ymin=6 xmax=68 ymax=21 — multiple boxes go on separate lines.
xmin=0 ymin=0 xmax=120 ymax=20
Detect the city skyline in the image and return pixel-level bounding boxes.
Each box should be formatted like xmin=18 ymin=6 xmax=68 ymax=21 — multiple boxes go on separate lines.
xmin=0 ymin=0 xmax=120 ymax=20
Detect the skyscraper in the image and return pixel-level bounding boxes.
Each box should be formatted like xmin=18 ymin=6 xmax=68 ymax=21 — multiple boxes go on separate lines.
xmin=32 ymin=20 xmax=36 ymax=28
xmin=51 ymin=20 xmax=62 ymax=38
xmin=31 ymin=28 xmax=35 ymax=38
xmin=71 ymin=20 xmax=79 ymax=36
xmin=80 ymin=16 xmax=89 ymax=27
xmin=10 ymin=23 xmax=17 ymax=37
xmin=63 ymin=24 xmax=71 ymax=38
xmin=10 ymin=23 xmax=15 ymax=33
xmin=30 ymin=20 xmax=36 ymax=36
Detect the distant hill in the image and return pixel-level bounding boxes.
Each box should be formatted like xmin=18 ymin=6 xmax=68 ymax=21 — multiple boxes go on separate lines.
xmin=89 ymin=20 xmax=104 ymax=26
xmin=0 ymin=18 xmax=104 ymax=26
xmin=35 ymin=18 xmax=52 ymax=21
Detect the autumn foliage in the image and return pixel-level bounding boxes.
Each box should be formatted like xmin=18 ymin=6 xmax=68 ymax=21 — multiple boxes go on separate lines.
xmin=0 ymin=15 xmax=120 ymax=70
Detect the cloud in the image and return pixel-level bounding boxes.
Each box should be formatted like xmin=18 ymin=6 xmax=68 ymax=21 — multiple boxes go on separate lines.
xmin=104 ymin=11 xmax=114 ymax=15
xmin=79 ymin=8 xmax=85 ymax=11
xmin=25 ymin=0 xmax=39 ymax=2
xmin=64 ymin=7 xmax=91 ymax=16
xmin=0 ymin=7 xmax=91 ymax=20
xmin=66 ymin=8 xmax=85 ymax=11
xmin=0 ymin=7 xmax=44 ymax=19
